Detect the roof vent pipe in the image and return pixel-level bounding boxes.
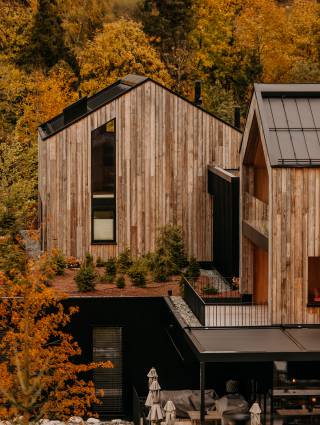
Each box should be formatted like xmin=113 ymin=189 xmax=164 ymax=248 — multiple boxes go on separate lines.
xmin=234 ymin=106 xmax=241 ymax=130
xmin=194 ymin=81 xmax=202 ymax=106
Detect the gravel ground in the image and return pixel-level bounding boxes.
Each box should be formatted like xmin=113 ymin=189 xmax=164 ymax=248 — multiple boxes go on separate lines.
xmin=169 ymin=296 xmax=201 ymax=327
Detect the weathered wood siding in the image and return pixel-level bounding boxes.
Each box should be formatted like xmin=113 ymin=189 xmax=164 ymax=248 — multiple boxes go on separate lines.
xmin=271 ymin=167 xmax=320 ymax=325
xmin=39 ymin=81 xmax=241 ymax=261
xmin=240 ymin=93 xmax=320 ymax=325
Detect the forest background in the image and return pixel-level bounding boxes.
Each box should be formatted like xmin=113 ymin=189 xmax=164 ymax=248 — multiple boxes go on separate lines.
xmin=1 ymin=0 xmax=320 ymax=230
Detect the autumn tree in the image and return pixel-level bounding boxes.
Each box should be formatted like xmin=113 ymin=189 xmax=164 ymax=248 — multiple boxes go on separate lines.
xmin=20 ymin=0 xmax=70 ymax=69
xmin=0 ymin=261 xmax=112 ymax=424
xmin=78 ymin=19 xmax=172 ymax=95
xmin=139 ymin=0 xmax=196 ymax=94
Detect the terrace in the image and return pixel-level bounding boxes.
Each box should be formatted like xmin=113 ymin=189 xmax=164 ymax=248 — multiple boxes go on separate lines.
xmin=183 ymin=272 xmax=270 ymax=327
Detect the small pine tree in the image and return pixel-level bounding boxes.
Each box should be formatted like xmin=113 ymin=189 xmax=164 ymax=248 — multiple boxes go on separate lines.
xmin=116 ymin=275 xmax=126 ymax=289
xmin=128 ymin=259 xmax=147 ymax=287
xmin=185 ymin=256 xmax=200 ymax=280
xmin=156 ymin=225 xmax=188 ymax=274
xmin=104 ymin=258 xmax=117 ymax=283
xmin=117 ymin=248 xmax=133 ymax=273
xmin=51 ymin=249 xmax=66 ymax=276
xmin=75 ymin=263 xmax=96 ymax=292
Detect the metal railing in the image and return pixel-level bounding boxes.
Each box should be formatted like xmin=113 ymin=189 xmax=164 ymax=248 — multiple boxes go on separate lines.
xmin=183 ymin=276 xmax=270 ymax=327
xmin=183 ymin=277 xmax=206 ymax=325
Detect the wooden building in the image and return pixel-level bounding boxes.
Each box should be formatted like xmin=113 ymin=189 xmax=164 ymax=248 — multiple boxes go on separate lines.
xmin=38 ymin=75 xmax=241 ymax=261
xmin=240 ymin=83 xmax=320 ymax=325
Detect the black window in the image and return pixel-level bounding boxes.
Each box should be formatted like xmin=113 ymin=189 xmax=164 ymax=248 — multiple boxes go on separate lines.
xmin=93 ymin=327 xmax=122 ymax=415
xmin=91 ymin=119 xmax=116 ymax=243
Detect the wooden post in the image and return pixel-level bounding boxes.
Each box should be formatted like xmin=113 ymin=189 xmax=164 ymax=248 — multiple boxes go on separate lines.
xmin=200 ymin=362 xmax=205 ymax=425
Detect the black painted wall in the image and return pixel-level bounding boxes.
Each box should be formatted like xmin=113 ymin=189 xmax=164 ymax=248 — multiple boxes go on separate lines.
xmin=63 ymin=297 xmax=199 ymax=418
xmin=208 ymin=170 xmax=240 ymax=278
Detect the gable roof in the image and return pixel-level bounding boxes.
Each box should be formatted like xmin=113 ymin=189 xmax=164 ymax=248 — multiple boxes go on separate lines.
xmin=254 ymin=83 xmax=320 ymax=167
xmin=39 ymin=74 xmax=240 ymax=140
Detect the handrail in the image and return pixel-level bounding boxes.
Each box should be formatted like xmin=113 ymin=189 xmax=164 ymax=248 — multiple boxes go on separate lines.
xmin=183 ymin=277 xmax=206 ymax=325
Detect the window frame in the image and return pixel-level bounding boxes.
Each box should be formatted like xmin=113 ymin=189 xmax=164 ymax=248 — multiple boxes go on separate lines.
xmin=307 ymin=256 xmax=320 ymax=306
xmin=91 ymin=118 xmax=117 ymax=245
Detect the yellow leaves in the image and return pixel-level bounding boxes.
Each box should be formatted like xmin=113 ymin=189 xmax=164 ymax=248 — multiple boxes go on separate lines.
xmin=0 ymin=260 xmax=113 ymax=421
xmin=78 ymin=19 xmax=172 ymax=95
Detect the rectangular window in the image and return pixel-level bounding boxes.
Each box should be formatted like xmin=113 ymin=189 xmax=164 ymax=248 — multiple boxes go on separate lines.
xmin=91 ymin=119 xmax=116 ymax=243
xmin=308 ymin=257 xmax=320 ymax=304
xmin=93 ymin=327 xmax=122 ymax=415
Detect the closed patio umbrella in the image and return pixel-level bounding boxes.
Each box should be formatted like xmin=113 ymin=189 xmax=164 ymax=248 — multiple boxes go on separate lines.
xmin=163 ymin=400 xmax=176 ymax=425
xmin=249 ymin=402 xmax=261 ymax=425
xmin=146 ymin=370 xmax=163 ymax=424
xmin=145 ymin=368 xmax=159 ymax=407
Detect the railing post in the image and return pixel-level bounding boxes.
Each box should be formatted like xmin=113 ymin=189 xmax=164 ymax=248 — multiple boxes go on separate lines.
xmin=200 ymin=362 xmax=205 ymax=425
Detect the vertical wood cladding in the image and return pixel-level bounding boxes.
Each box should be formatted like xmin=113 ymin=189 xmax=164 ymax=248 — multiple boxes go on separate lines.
xmin=271 ymin=167 xmax=320 ymax=325
xmin=240 ymin=93 xmax=320 ymax=325
xmin=39 ymin=81 xmax=241 ymax=261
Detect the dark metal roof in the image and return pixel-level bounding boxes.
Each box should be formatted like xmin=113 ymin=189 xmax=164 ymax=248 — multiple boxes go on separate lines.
xmin=255 ymin=83 xmax=320 ymax=167
xmin=39 ymin=74 xmax=241 ymax=140
xmin=185 ymin=326 xmax=320 ymax=362
xmin=39 ymin=75 xmax=148 ymax=139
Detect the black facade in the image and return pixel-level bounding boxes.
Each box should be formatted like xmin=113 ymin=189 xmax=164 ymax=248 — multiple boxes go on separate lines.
xmin=208 ymin=167 xmax=240 ymax=278
xmin=63 ymin=297 xmax=199 ymax=419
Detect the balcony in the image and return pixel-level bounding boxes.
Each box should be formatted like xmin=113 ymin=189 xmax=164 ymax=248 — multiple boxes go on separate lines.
xmin=183 ymin=275 xmax=270 ymax=327
xmin=243 ymin=192 xmax=268 ymax=237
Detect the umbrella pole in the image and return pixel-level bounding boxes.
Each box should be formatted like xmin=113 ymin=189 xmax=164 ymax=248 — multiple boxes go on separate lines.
xmin=200 ymin=361 xmax=205 ymax=425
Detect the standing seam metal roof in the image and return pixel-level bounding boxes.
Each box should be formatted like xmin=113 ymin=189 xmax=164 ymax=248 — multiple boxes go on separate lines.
xmin=255 ymin=83 xmax=320 ymax=167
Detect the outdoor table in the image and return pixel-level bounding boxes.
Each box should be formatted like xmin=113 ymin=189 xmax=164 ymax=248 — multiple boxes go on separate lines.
xmin=187 ymin=410 xmax=222 ymax=425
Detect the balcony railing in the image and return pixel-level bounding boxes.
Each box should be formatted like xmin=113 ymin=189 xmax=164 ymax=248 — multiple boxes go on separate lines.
xmin=243 ymin=192 xmax=268 ymax=237
xmin=183 ymin=275 xmax=270 ymax=327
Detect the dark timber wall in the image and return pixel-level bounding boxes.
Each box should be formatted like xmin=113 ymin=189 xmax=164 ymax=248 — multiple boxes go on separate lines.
xmin=208 ymin=168 xmax=240 ymax=278
xmin=63 ymin=297 xmax=199 ymax=418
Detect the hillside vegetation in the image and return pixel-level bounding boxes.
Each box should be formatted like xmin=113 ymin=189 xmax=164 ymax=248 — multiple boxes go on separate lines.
xmin=0 ymin=0 xmax=320 ymax=229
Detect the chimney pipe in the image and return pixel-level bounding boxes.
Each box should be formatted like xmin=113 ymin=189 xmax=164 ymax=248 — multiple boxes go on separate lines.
xmin=194 ymin=80 xmax=202 ymax=106
xmin=234 ymin=106 xmax=241 ymax=129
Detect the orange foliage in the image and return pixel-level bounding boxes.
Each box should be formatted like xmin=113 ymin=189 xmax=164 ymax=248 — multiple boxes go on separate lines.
xmin=0 ymin=260 xmax=113 ymax=423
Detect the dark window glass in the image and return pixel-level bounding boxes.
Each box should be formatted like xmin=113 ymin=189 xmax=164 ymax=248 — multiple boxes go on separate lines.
xmin=92 ymin=120 xmax=116 ymax=196
xmin=91 ymin=119 xmax=116 ymax=243
xmin=308 ymin=257 xmax=320 ymax=304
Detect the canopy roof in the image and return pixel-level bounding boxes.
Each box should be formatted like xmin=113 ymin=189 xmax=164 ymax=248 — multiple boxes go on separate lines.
xmin=184 ymin=326 xmax=320 ymax=362
xmin=255 ymin=83 xmax=320 ymax=167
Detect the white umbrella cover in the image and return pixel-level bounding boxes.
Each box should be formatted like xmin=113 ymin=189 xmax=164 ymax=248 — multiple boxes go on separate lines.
xmin=147 ymin=404 xmax=163 ymax=422
xmin=164 ymin=400 xmax=176 ymax=425
xmin=147 ymin=367 xmax=158 ymax=386
xmin=145 ymin=390 xmax=154 ymax=407
xmin=249 ymin=402 xmax=261 ymax=425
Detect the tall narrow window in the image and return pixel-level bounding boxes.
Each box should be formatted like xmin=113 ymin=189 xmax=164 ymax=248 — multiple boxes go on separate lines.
xmin=308 ymin=257 xmax=320 ymax=304
xmin=91 ymin=119 xmax=116 ymax=243
xmin=93 ymin=327 xmax=122 ymax=414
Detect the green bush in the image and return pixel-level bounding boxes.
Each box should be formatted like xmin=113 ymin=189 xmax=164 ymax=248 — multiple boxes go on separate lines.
xmin=151 ymin=252 xmax=171 ymax=282
xmin=51 ymin=249 xmax=66 ymax=276
xmin=185 ymin=257 xmax=200 ymax=279
xmin=116 ymin=275 xmax=126 ymax=289
xmin=156 ymin=225 xmax=188 ymax=274
xmin=203 ymin=286 xmax=218 ymax=295
xmin=104 ymin=257 xmax=117 ymax=283
xmin=117 ymin=248 xmax=133 ymax=273
xmin=84 ymin=252 xmax=94 ymax=268
xmin=96 ymin=256 xmax=106 ymax=267
xmin=128 ymin=259 xmax=147 ymax=287
xmin=75 ymin=264 xmax=96 ymax=292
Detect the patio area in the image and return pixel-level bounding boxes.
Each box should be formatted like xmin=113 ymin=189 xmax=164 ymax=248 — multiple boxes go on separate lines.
xmin=183 ymin=273 xmax=270 ymax=327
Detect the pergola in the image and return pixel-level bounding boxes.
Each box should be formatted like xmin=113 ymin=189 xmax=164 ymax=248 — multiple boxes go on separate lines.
xmin=182 ymin=326 xmax=320 ymax=425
